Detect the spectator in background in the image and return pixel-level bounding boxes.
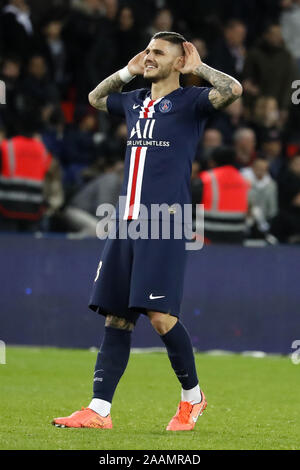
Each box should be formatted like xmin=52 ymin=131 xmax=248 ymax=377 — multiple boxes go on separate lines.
xmin=0 ymin=126 xmax=5 ymax=142
xmin=208 ymin=19 xmax=247 ymax=81
xmin=280 ymin=0 xmax=300 ymax=70
xmin=114 ymin=6 xmax=142 ymax=72
xmin=62 ymin=160 xmax=124 ymax=236
xmin=61 ymin=110 xmax=103 ymax=188
xmin=242 ymin=23 xmax=298 ymax=120
xmin=233 ymin=128 xmax=256 ymax=168
xmin=21 ymin=55 xmax=60 ymax=126
xmin=260 ymin=128 xmax=286 ymax=181
xmin=199 ymin=146 xmax=250 ymax=244
xmin=249 ymin=96 xmax=281 ymax=145
xmin=0 ymin=112 xmax=53 ymax=231
xmin=80 ymin=122 xmax=127 ymax=181
xmin=66 ymin=0 xmax=112 ymax=48
xmin=207 ymin=97 xmax=246 ymax=144
xmin=99 ymin=122 xmax=127 ymax=165
xmin=196 ymin=128 xmax=223 ymax=165
xmin=38 ymin=14 xmax=69 ymax=97
xmin=271 ymin=154 xmax=300 ymax=242
xmin=219 ymin=0 xmax=282 ymax=44
xmin=192 ymin=38 xmax=208 ymax=62
xmin=64 ymin=0 xmax=115 ymax=104
xmin=242 ymin=157 xmax=278 ymax=239
xmin=86 ymin=35 xmax=117 ymax=105
xmin=145 ymin=8 xmax=174 ymax=43
xmin=85 ymin=1 xmax=122 ymax=103
xmin=0 ymin=0 xmax=35 ymax=60
xmin=42 ymin=107 xmax=66 ymax=165
xmin=162 ymin=0 xmax=223 ymax=43
xmin=103 ymin=0 xmax=118 ymax=21
xmin=42 ymin=156 xmax=65 ymax=231
xmin=0 ymin=57 xmax=23 ymax=137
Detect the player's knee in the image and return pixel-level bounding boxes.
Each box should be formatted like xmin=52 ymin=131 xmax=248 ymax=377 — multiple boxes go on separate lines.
xmin=148 ymin=312 xmax=177 ymax=335
xmin=105 ymin=315 xmax=135 ymax=331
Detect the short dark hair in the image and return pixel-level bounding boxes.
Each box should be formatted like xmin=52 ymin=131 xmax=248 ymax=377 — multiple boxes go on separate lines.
xmin=254 ymin=154 xmax=268 ymax=163
xmin=151 ymin=31 xmax=187 ymax=51
xmin=18 ymin=109 xmax=42 ymax=137
xmin=224 ymin=19 xmax=245 ymax=30
xmin=211 ymin=146 xmax=236 ymax=167
xmin=263 ymin=22 xmax=281 ymax=34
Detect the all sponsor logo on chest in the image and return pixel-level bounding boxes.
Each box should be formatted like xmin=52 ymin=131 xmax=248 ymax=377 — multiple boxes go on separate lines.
xmin=127 ymin=119 xmax=170 ymax=147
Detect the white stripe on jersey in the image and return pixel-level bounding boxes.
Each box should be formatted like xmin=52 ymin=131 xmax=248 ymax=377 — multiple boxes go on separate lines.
xmin=123 ymin=146 xmax=148 ymax=220
xmin=123 ymin=146 xmax=137 ymax=220
xmin=131 ymin=146 xmax=147 ymax=219
xmin=143 ymin=119 xmax=150 ymax=138
xmin=148 ymin=119 xmax=155 ymax=139
xmin=139 ymin=96 xmax=151 ymax=119
xmin=139 ymin=96 xmax=163 ymax=119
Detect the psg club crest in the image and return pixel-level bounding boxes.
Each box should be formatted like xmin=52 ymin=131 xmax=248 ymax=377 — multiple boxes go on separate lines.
xmin=159 ymin=99 xmax=172 ymax=113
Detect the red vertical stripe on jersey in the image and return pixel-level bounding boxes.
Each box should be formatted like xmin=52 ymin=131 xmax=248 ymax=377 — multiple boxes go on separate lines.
xmin=128 ymin=146 xmax=142 ymax=220
xmin=143 ymin=100 xmax=154 ymax=118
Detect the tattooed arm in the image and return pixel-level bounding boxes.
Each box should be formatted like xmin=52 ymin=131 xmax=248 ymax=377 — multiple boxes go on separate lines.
xmin=178 ymin=42 xmax=243 ymax=109
xmin=194 ymin=63 xmax=243 ymax=109
xmin=88 ymin=50 xmax=146 ymax=112
xmin=88 ymin=72 xmax=124 ymax=111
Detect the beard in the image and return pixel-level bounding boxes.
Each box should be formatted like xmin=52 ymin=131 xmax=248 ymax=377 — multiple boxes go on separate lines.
xmin=144 ymin=75 xmax=159 ymax=83
xmin=144 ymin=67 xmax=172 ymax=83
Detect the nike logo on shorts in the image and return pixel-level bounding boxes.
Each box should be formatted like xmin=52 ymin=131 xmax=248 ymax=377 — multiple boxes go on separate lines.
xmin=149 ymin=294 xmax=165 ymax=300
xmin=133 ymin=104 xmax=140 ymax=109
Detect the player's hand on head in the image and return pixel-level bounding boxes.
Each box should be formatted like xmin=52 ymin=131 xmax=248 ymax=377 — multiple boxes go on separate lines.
xmin=128 ymin=50 xmax=146 ymax=76
xmin=175 ymin=42 xmax=202 ymax=75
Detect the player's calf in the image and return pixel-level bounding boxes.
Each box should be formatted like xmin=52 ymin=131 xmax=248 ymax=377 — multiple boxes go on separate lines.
xmin=53 ymin=315 xmax=134 ymax=429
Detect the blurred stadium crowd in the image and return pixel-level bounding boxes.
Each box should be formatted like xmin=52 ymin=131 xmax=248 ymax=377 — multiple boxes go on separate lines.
xmin=0 ymin=0 xmax=300 ymax=243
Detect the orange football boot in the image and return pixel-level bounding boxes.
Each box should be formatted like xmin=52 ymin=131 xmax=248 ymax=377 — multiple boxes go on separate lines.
xmin=166 ymin=392 xmax=207 ymax=431
xmin=52 ymin=407 xmax=112 ymax=429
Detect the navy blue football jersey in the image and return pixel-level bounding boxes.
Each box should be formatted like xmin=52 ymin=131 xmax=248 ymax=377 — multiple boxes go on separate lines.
xmin=107 ymin=86 xmax=215 ymax=220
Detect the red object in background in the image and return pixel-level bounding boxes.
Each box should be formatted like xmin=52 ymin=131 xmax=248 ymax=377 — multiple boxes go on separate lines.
xmin=61 ymin=101 xmax=75 ymax=124
xmin=61 ymin=86 xmax=77 ymax=123
xmin=0 ymin=136 xmax=52 ymax=220
xmin=200 ymin=166 xmax=249 ymax=213
xmin=286 ymin=144 xmax=300 ymax=159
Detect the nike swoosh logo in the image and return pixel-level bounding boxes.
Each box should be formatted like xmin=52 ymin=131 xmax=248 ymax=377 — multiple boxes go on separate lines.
xmin=133 ymin=104 xmax=140 ymax=109
xmin=149 ymin=294 xmax=165 ymax=300
xmin=192 ymin=402 xmax=205 ymax=422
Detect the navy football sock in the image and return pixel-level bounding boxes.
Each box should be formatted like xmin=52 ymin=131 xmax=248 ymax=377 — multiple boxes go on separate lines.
xmin=93 ymin=326 xmax=131 ymax=403
xmin=160 ymin=320 xmax=199 ymax=390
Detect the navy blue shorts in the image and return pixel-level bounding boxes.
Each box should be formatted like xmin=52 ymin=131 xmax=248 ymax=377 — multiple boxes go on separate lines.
xmin=89 ymin=221 xmax=187 ymax=324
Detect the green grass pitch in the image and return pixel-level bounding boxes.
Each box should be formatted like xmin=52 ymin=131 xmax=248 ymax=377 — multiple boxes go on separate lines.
xmin=0 ymin=347 xmax=299 ymax=450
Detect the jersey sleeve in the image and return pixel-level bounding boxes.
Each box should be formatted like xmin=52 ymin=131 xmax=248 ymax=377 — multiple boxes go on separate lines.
xmin=192 ymin=86 xmax=216 ymax=117
xmin=107 ymin=92 xmax=125 ymax=117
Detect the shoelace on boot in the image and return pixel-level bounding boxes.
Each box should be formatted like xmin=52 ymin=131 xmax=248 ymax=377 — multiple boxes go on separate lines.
xmin=178 ymin=402 xmax=193 ymax=423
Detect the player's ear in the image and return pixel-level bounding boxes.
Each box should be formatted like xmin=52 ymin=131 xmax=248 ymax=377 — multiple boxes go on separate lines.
xmin=174 ymin=55 xmax=184 ymax=72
